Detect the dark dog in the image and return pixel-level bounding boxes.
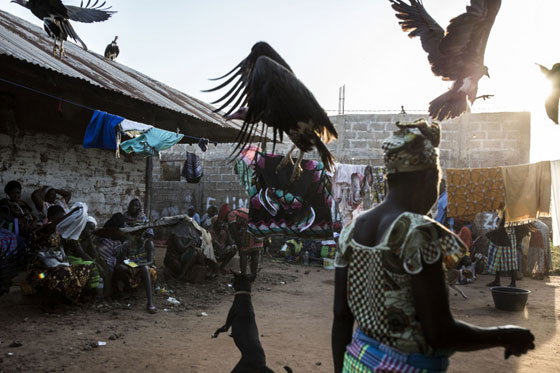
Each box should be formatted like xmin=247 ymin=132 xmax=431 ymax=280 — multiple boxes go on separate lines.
xmin=212 ymin=272 xmax=292 ymax=373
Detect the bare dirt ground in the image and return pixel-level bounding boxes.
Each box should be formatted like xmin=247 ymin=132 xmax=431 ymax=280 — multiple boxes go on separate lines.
xmin=1 ymin=250 xmax=559 ymax=373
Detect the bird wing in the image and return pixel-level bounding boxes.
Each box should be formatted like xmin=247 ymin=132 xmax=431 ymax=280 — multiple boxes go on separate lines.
xmin=247 ymin=56 xmax=337 ymax=144
xmin=204 ymin=42 xmax=293 ymax=117
xmin=66 ymin=0 xmax=116 ymax=23
xmin=545 ymin=90 xmax=560 ymax=124
xmin=389 ymin=1 xmax=446 ymax=75
xmin=26 ymin=0 xmax=68 ymax=19
xmin=436 ymin=0 xmax=501 ymax=80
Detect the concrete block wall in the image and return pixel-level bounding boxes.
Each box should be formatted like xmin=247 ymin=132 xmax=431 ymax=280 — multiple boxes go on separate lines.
xmin=0 ymin=132 xmax=146 ymax=224
xmin=151 ymin=112 xmax=531 ymax=217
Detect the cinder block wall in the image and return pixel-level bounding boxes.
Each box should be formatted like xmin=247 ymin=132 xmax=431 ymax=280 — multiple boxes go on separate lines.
xmin=0 ymin=133 xmax=146 ymax=224
xmin=151 ymin=112 xmax=531 ymax=217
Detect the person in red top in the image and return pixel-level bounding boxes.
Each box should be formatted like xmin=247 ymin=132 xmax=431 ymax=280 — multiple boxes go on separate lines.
xmin=227 ymin=207 xmax=263 ymax=275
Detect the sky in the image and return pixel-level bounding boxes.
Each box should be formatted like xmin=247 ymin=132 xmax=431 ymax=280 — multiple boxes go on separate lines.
xmin=2 ymin=0 xmax=560 ymax=161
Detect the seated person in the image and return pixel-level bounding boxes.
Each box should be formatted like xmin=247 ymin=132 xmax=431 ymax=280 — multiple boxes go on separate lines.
xmin=187 ymin=205 xmax=201 ymax=225
xmin=0 ymin=212 xmax=20 ymax=296
xmin=284 ymin=239 xmax=302 ymax=262
xmin=208 ymin=216 xmax=236 ymax=273
xmin=123 ymin=198 xmax=149 ymax=227
xmin=26 ymin=206 xmax=96 ymax=304
xmin=0 ymin=180 xmax=37 ymax=239
xmin=200 ymin=205 xmax=218 ymax=229
xmin=32 ymin=186 xmax=71 ymax=222
xmin=100 ymin=213 xmax=157 ymax=314
xmin=164 ymin=222 xmax=206 ymax=282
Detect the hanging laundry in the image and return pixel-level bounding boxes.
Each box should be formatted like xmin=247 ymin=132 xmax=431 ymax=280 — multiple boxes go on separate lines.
xmin=182 ymin=152 xmax=203 ymax=183
xmin=197 ymin=138 xmax=210 ymax=152
xmin=369 ymin=166 xmax=386 ymax=205
xmin=248 ymin=152 xmax=333 ymax=240
xmin=333 ymin=163 xmax=367 ymax=223
xmin=235 ymin=159 xmax=253 ymax=197
xmin=240 ymin=145 xmax=262 ymax=166
xmin=120 ymin=128 xmax=184 ymax=157
xmin=446 ymin=167 xmax=505 ymax=220
xmin=83 ymin=110 xmax=124 ymax=150
xmin=551 ymin=160 xmax=560 ymax=246
xmin=119 ymin=119 xmax=153 ymax=136
xmin=502 ymin=161 xmax=551 ymax=226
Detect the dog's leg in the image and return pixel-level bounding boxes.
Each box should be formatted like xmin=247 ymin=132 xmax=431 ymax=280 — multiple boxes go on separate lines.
xmin=212 ymin=303 xmax=236 ymax=338
xmin=450 ymin=284 xmax=468 ymax=299
xmin=212 ymin=324 xmax=230 ymax=338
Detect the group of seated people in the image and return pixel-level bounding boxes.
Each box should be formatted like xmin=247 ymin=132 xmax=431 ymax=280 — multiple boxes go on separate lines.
xmin=0 ymin=180 xmax=266 ymax=314
xmin=0 ymin=180 xmax=160 ymax=313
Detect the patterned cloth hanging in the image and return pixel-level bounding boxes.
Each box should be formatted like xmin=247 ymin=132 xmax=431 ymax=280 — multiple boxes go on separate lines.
xmin=446 ymin=167 xmax=505 ymax=220
xmin=248 ymin=153 xmax=333 ymax=239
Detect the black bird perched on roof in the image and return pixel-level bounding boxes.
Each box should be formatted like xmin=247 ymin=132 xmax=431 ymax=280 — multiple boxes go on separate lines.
xmin=205 ymin=41 xmax=338 ymax=182
xmin=389 ymin=0 xmax=501 ymax=121
xmin=536 ymin=63 xmax=560 ymax=124
xmin=11 ymin=0 xmax=116 ymax=59
xmin=104 ymin=35 xmax=119 ymax=60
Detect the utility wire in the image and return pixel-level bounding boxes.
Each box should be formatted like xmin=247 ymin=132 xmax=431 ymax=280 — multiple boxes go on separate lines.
xmin=0 ymin=75 xmax=216 ymax=143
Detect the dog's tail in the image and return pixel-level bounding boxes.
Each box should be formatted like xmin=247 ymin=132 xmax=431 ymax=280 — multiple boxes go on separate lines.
xmin=284 ymin=367 xmax=293 ymax=373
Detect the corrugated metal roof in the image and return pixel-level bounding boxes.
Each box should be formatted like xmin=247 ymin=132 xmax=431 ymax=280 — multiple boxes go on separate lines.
xmin=0 ymin=9 xmax=244 ymax=133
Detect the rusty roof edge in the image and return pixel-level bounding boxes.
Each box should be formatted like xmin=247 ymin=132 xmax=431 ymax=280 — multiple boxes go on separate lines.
xmin=0 ymin=10 xmax=240 ymax=131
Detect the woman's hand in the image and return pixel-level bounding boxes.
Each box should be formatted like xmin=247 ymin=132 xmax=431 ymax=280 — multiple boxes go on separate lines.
xmin=498 ymin=326 xmax=535 ymax=359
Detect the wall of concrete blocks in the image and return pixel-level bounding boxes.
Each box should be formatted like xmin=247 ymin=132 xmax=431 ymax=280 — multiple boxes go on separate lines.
xmin=151 ymin=112 xmax=531 ymax=217
xmin=0 ymin=132 xmax=146 ymax=224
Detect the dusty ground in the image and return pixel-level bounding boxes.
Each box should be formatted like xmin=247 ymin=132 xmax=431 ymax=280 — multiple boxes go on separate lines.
xmin=0 ymin=250 xmax=559 ymax=373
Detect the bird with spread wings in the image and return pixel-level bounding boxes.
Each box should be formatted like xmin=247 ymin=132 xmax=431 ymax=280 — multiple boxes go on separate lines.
xmin=205 ymin=42 xmax=338 ymax=182
xmin=389 ymin=0 xmax=501 ymax=121
xmin=11 ymin=0 xmax=116 ymax=59
xmin=537 ymin=63 xmax=560 ymax=125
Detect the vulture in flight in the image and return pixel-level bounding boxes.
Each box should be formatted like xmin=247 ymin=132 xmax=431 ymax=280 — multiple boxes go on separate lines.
xmin=205 ymin=42 xmax=338 ymax=182
xmin=11 ymin=0 xmax=116 ymax=59
xmin=389 ymin=0 xmax=501 ymax=121
xmin=536 ymin=63 xmax=560 ymax=124
xmin=104 ymin=35 xmax=119 ymax=60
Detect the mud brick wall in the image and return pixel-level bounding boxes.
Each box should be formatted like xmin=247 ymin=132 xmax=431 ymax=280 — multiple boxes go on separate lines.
xmin=151 ymin=112 xmax=530 ymax=217
xmin=0 ymin=132 xmax=146 ymax=224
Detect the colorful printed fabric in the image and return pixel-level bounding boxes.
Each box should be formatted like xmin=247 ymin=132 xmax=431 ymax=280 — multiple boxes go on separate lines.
xmin=235 ymin=159 xmax=253 ymax=197
xmin=370 ymin=166 xmax=387 ymax=205
xmin=343 ymin=328 xmax=449 ymax=373
xmin=27 ymin=258 xmax=95 ymax=302
xmin=502 ymin=161 xmax=551 ymax=226
xmin=487 ymin=228 xmax=518 ymax=274
xmin=382 ymin=119 xmax=441 ymax=175
xmin=336 ymin=212 xmax=463 ymax=354
xmin=248 ymin=153 xmax=333 ymax=240
xmin=446 ymin=168 xmax=505 ymax=220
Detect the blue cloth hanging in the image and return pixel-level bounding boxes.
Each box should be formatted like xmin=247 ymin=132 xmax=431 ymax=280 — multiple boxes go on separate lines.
xmin=120 ymin=128 xmax=184 ymax=157
xmin=83 ymin=110 xmax=124 ymax=150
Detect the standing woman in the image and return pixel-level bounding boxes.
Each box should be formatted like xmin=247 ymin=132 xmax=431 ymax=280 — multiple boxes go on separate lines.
xmin=332 ymin=119 xmax=534 ymax=372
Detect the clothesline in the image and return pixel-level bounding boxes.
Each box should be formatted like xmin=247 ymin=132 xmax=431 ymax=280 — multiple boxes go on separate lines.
xmin=0 ymin=76 xmax=218 ymax=144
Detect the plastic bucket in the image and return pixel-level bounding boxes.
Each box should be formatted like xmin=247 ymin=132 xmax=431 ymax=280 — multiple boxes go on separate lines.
xmin=323 ymin=258 xmax=335 ymax=270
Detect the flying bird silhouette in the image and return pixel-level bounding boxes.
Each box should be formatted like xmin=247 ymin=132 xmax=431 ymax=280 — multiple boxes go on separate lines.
xmin=389 ymin=0 xmax=501 ymax=121
xmin=205 ymin=42 xmax=338 ymax=182
xmin=536 ymin=63 xmax=560 ymax=124
xmin=104 ymin=35 xmax=119 ymax=60
xmin=11 ymin=0 xmax=116 ymax=59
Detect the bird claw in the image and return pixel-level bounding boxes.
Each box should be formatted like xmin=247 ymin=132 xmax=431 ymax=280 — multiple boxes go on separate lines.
xmin=276 ymin=156 xmax=294 ymax=173
xmin=289 ymin=165 xmax=303 ymax=183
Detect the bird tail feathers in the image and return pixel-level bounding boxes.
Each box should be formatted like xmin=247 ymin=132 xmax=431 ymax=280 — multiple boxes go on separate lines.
xmin=429 ymin=90 xmax=469 ymax=121
xmin=63 ymin=21 xmax=88 ymax=50
xmin=315 ymin=140 xmax=335 ymax=172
